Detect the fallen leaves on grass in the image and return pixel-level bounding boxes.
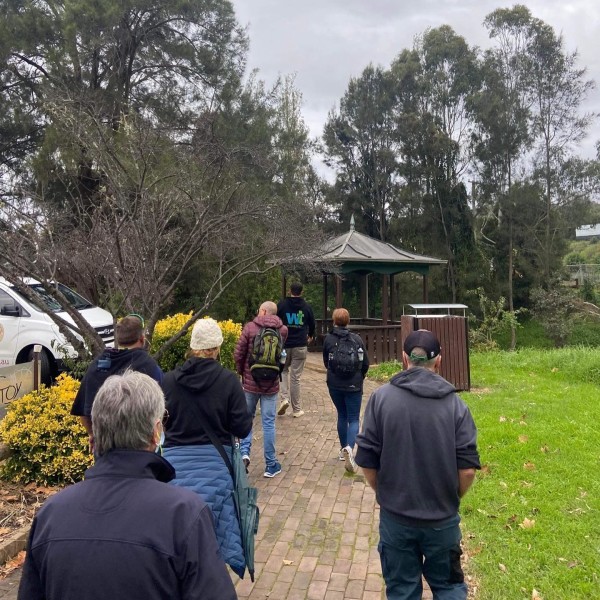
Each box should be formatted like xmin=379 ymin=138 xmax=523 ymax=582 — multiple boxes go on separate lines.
xmin=519 ymin=518 xmax=536 ymax=529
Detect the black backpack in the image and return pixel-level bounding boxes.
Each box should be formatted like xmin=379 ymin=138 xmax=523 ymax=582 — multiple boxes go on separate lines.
xmin=250 ymin=326 xmax=283 ymax=384
xmin=329 ymin=333 xmax=362 ymax=377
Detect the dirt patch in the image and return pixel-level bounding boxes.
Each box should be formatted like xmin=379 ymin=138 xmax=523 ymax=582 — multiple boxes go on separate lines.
xmin=469 ymin=387 xmax=492 ymax=394
xmin=0 ymin=481 xmax=56 ymax=543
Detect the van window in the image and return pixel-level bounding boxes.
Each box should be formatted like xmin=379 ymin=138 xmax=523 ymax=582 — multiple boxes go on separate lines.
xmin=25 ymin=284 xmax=94 ymax=312
xmin=0 ymin=289 xmax=17 ymax=312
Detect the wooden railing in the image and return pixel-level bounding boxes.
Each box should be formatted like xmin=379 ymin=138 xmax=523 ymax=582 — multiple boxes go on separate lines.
xmin=313 ymin=316 xmax=470 ymax=391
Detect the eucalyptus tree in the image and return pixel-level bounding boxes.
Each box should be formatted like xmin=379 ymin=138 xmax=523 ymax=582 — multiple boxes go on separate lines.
xmin=469 ymin=5 xmax=538 ymax=347
xmin=525 ymin=21 xmax=595 ymax=279
xmin=394 ymin=26 xmax=479 ymax=301
xmin=323 ymin=64 xmax=399 ymax=241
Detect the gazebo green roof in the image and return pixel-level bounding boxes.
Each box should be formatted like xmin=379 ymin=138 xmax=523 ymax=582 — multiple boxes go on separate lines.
xmin=318 ymin=219 xmax=447 ymax=276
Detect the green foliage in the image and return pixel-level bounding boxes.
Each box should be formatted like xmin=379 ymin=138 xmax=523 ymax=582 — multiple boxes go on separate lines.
xmin=565 ymin=240 xmax=600 ymax=265
xmin=0 ymin=375 xmax=92 ymax=486
xmin=530 ymin=285 xmax=576 ymax=347
xmin=578 ymin=278 xmax=597 ymax=304
xmin=461 ymin=348 xmax=600 ymax=599
xmin=467 ymin=288 xmax=524 ymax=351
xmin=150 ymin=313 xmax=242 ymax=372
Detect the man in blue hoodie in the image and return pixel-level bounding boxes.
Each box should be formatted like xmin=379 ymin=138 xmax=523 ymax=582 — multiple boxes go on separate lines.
xmin=355 ymin=329 xmax=480 ymax=600
xmin=71 ymin=314 xmax=162 ymax=445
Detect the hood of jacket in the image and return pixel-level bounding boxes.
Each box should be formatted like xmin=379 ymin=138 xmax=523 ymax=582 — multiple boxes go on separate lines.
xmin=389 ymin=367 xmax=455 ymax=399
xmin=284 ymin=296 xmax=306 ymax=309
xmin=85 ymin=449 xmax=175 ymax=483
xmin=172 ymin=356 xmax=225 ymax=393
xmin=331 ymin=326 xmax=350 ymax=339
xmin=100 ymin=347 xmax=146 ymax=370
xmin=252 ymin=314 xmax=284 ymax=329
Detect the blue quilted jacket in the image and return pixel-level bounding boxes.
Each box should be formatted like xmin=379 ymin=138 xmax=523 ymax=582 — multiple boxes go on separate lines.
xmin=163 ymin=445 xmax=245 ymax=578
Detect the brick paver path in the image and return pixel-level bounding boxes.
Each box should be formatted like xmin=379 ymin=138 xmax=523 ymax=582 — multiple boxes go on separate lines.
xmin=0 ymin=354 xmax=434 ymax=599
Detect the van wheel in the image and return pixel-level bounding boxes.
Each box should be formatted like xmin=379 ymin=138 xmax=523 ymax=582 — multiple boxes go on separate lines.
xmin=28 ymin=348 xmax=53 ymax=386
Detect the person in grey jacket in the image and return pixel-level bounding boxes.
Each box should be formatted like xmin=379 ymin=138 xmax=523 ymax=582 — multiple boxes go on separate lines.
xmin=355 ymin=329 xmax=480 ymax=600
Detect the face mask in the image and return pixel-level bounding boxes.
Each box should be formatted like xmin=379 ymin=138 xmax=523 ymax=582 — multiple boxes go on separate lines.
xmin=154 ymin=426 xmax=165 ymax=455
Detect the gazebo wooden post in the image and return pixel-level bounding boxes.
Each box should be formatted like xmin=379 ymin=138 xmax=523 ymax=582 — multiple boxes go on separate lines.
xmin=382 ymin=274 xmax=389 ymax=325
xmin=335 ymin=274 xmax=343 ymax=308
xmin=390 ymin=273 xmax=396 ymax=322
xmin=422 ymin=274 xmax=429 ymax=303
xmin=322 ymin=273 xmax=328 ymax=322
xmin=360 ymin=274 xmax=368 ymax=320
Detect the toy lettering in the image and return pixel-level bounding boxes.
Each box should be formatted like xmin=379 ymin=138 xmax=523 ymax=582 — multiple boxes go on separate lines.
xmin=0 ymin=381 xmax=21 ymax=404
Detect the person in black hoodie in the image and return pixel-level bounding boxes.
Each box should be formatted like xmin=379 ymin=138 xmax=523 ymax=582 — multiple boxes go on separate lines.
xmin=276 ymin=281 xmax=315 ymax=417
xmin=19 ymin=370 xmax=237 ymax=600
xmin=322 ymin=308 xmax=369 ymax=474
xmin=71 ymin=314 xmax=163 ymax=443
xmin=161 ymin=318 xmax=252 ymax=579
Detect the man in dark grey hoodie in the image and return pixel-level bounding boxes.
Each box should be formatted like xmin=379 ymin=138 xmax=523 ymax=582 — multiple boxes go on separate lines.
xmin=355 ymin=329 xmax=480 ymax=600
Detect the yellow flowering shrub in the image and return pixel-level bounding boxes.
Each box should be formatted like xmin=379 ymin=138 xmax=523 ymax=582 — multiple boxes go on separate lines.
xmin=150 ymin=312 xmax=194 ymax=372
xmin=0 ymin=374 xmax=92 ymax=486
xmin=218 ymin=319 xmax=243 ymax=372
xmin=150 ymin=313 xmax=242 ymax=372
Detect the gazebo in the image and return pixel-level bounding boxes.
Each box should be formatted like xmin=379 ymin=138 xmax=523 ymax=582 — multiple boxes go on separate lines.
xmin=281 ymin=218 xmax=448 ymax=363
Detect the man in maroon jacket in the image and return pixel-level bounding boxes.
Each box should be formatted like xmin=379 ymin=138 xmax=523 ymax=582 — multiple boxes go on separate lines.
xmin=234 ymin=301 xmax=288 ymax=478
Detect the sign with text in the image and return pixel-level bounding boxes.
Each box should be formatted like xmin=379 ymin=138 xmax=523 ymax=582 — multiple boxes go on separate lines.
xmin=0 ymin=361 xmax=37 ymax=404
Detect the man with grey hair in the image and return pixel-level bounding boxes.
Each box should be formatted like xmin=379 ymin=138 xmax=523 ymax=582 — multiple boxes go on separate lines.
xmin=234 ymin=301 xmax=287 ymax=478
xmin=19 ymin=371 xmax=237 ymax=600
xmin=355 ymin=329 xmax=480 ymax=600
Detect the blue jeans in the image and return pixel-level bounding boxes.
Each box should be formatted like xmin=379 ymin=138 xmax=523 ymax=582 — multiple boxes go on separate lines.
xmin=379 ymin=510 xmax=467 ymax=600
xmin=240 ymin=392 xmax=277 ymax=468
xmin=327 ymin=387 xmax=362 ymax=449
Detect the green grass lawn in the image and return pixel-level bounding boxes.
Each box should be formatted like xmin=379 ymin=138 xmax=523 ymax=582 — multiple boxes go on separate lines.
xmin=369 ymin=349 xmax=600 ymax=599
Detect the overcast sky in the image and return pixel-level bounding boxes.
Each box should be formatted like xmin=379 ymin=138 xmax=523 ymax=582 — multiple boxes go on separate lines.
xmin=230 ymin=1 xmax=600 ymax=159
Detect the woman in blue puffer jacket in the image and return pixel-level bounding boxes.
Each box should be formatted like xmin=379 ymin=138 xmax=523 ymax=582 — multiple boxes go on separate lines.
xmin=162 ymin=318 xmax=252 ymax=578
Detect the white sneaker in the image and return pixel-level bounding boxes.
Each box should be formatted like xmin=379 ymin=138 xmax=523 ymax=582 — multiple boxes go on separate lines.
xmin=277 ymin=399 xmax=290 ymax=415
xmin=343 ymin=446 xmax=358 ymax=474
xmin=338 ymin=449 xmax=345 ymax=461
xmin=292 ymin=410 xmax=304 ymax=418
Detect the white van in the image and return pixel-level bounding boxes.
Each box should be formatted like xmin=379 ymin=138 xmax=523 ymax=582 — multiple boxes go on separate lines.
xmin=0 ymin=278 xmax=114 ymax=384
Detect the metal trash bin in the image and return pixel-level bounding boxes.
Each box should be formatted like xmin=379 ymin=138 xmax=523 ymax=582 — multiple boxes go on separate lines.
xmin=401 ymin=304 xmax=470 ymax=391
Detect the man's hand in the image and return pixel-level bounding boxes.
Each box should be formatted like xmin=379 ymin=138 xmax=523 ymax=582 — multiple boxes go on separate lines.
xmin=458 ymin=468 xmax=476 ymax=498
xmin=362 ymin=467 xmax=378 ymax=492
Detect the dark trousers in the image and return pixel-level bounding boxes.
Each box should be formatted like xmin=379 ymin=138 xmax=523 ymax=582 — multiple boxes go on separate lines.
xmin=327 ymin=387 xmax=362 ymax=449
xmin=379 ymin=510 xmax=467 ymax=600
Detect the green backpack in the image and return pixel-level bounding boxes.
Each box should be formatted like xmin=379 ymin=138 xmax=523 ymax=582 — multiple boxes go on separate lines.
xmin=249 ymin=327 xmax=283 ymax=384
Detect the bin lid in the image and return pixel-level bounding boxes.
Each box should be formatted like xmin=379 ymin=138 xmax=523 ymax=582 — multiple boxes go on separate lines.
xmin=404 ymin=304 xmax=468 ymax=317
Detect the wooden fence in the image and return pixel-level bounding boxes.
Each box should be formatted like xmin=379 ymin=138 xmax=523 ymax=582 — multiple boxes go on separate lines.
xmin=314 ymin=316 xmax=470 ymax=391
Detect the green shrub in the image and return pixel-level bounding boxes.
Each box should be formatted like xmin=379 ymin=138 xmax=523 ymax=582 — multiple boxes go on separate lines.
xmin=0 ymin=374 xmax=92 ymax=486
xmin=150 ymin=313 xmax=242 ymax=372
xmin=530 ymin=285 xmax=576 ymax=347
xmin=467 ymin=288 xmax=523 ymax=351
